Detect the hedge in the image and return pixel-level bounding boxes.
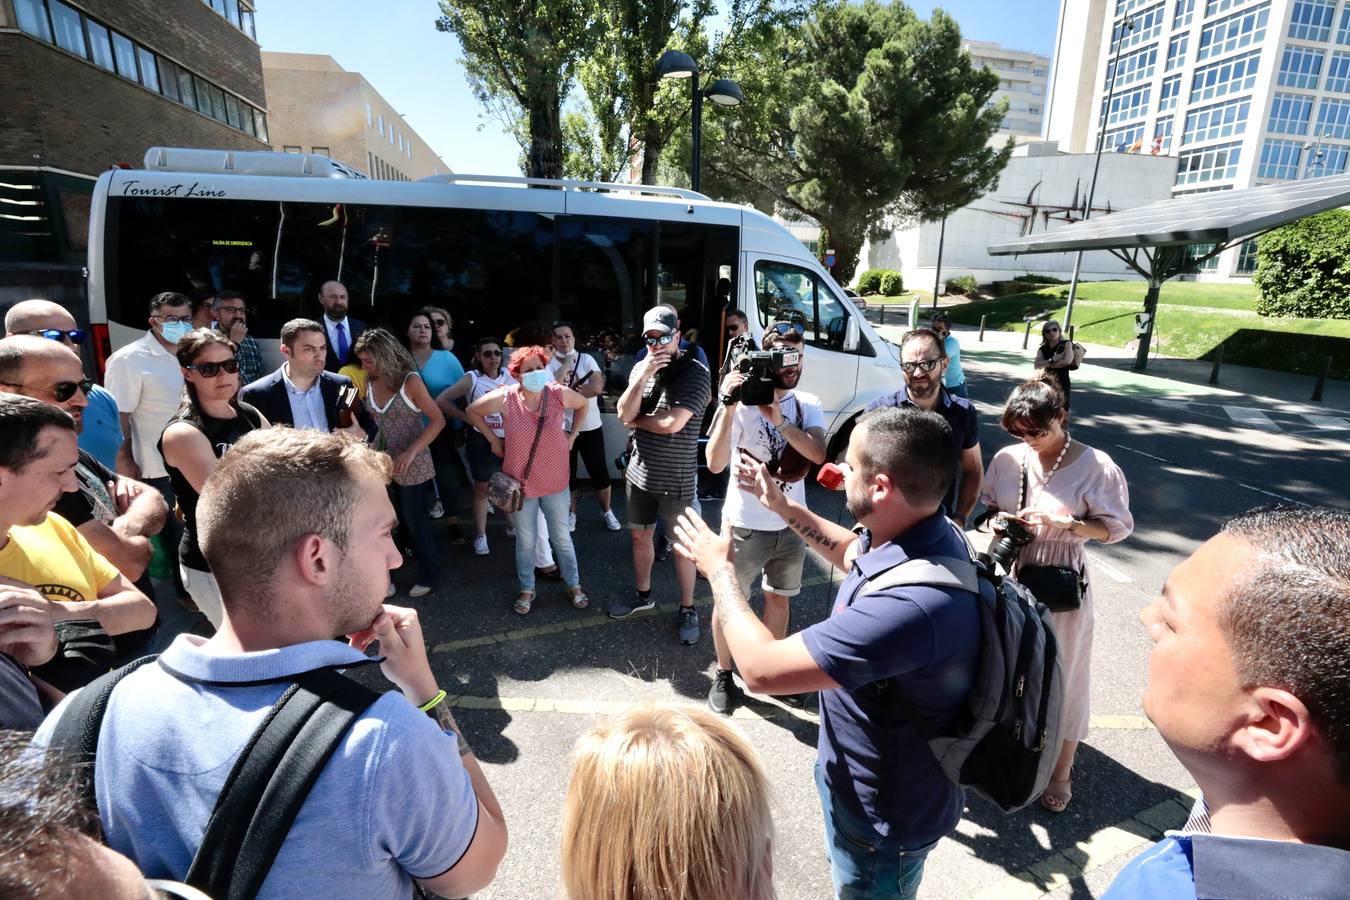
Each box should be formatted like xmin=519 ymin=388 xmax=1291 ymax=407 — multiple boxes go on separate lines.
xmin=856 ymin=268 xmax=901 ymax=295
xmin=1254 ymin=210 xmax=1350 ymax=319
xmin=945 ymin=274 xmax=979 ymax=295
xmin=879 ymin=270 xmax=904 ymax=295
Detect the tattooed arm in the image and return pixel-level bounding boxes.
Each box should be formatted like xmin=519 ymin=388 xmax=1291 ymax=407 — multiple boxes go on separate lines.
xmin=736 ymin=458 xmax=857 ymax=571
xmin=674 ymin=511 xmax=841 ymax=695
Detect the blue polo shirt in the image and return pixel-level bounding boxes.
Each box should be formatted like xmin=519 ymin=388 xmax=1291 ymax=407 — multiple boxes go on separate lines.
xmin=864 ymin=385 xmax=979 ymax=515
xmin=33 ymin=635 xmax=480 ymax=899
xmin=801 ymin=513 xmax=980 ymax=846
xmin=1105 ymin=833 xmax=1350 ymax=899
xmin=78 ymin=384 xmax=124 ymax=472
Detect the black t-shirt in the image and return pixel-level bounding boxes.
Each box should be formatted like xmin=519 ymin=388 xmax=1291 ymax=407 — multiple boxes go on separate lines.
xmin=158 ymin=402 xmax=264 ymax=571
xmin=52 ymin=450 xmax=117 ymax=528
xmin=1039 ymin=341 xmax=1072 ymax=396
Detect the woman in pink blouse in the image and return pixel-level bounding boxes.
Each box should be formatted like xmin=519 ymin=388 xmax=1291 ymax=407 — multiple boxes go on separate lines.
xmin=980 ymin=374 xmax=1133 ymax=813
xmin=466 ymin=345 xmax=591 ymax=615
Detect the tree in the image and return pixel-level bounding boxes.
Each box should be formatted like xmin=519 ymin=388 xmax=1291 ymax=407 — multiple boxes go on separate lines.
xmin=436 ymin=0 xmax=595 ymax=178
xmin=701 ymin=0 xmax=1012 ymax=284
xmin=1254 ymin=210 xmax=1350 ymax=319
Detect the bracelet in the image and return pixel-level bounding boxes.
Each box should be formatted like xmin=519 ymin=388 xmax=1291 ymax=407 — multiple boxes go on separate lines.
xmin=458 ymin=740 xmax=474 ymax=757
xmin=775 ymin=419 xmax=792 ymax=432
xmin=719 ymin=394 xmax=736 ymax=407
xmin=418 ymin=689 xmax=447 ymax=713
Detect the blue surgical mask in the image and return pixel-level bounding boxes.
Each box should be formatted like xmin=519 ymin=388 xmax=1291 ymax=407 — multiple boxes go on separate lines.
xmin=521 ymin=369 xmax=552 ymax=393
xmin=159 ymin=321 xmax=192 ymax=344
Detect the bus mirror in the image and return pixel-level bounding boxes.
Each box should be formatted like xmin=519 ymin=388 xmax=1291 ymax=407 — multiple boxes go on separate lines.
xmin=844 ymin=315 xmax=860 ymax=352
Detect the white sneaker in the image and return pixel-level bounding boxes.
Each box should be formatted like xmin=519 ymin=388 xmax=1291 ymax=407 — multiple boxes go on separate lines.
xmin=603 ymin=509 xmax=622 ymax=531
xmin=473 ymin=534 xmax=489 ymax=556
xmin=409 ymin=584 xmax=432 ymax=598
xmin=385 ymin=583 xmax=397 ymax=598
xmin=567 ymin=511 xmax=577 ymax=532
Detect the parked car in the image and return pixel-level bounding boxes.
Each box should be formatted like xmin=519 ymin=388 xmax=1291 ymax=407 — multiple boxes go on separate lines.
xmin=843 ymin=287 xmax=867 ymax=311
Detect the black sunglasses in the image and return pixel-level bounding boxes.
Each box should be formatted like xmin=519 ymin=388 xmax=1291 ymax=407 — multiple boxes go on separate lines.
xmin=186 ymin=358 xmax=240 ymax=378
xmin=23 ymin=328 xmax=86 ymax=344
xmin=1008 ymin=426 xmax=1049 ymax=439
xmin=644 ymin=334 xmax=675 ymax=347
xmin=479 ymin=349 xmax=502 ymax=357
xmin=900 ymin=358 xmax=942 ymax=374
xmin=770 ymin=322 xmax=806 ymax=336
xmin=0 ymin=378 xmax=93 ymax=402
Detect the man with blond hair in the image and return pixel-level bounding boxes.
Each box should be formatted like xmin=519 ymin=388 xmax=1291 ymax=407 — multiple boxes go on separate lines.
xmin=34 ymin=428 xmax=507 ymax=898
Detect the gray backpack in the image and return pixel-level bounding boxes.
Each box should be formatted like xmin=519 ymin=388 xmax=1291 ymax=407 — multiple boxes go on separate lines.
xmin=859 ymin=536 xmax=1065 ymax=813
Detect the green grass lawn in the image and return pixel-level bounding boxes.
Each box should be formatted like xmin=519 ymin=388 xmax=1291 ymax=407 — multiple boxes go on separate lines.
xmin=935 ymin=281 xmax=1350 ymax=379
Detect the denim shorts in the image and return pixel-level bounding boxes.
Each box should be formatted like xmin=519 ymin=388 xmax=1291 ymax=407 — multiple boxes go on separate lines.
xmin=465 ymin=431 xmax=503 ymax=483
xmin=731 ymin=526 xmax=806 ymax=597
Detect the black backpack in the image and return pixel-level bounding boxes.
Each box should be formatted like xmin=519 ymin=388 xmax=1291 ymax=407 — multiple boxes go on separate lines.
xmin=48 ymin=656 xmax=383 ymax=900
xmin=858 ymin=533 xmax=1065 ymax=813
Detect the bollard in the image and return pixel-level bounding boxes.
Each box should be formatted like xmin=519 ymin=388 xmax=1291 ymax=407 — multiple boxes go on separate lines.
xmin=1023 ymin=320 xmax=1032 ymax=350
xmin=1311 ymin=353 xmax=1333 ymax=401
xmin=908 ymin=297 xmax=920 ymax=329
xmin=878 ymin=304 xmax=885 ymax=326
xmin=978 ymin=315 xmax=987 ymax=342
xmin=1208 ymin=341 xmax=1223 ymax=385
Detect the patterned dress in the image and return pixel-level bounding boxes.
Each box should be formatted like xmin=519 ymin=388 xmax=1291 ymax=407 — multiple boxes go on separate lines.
xmin=367 ymin=373 xmax=436 ymax=486
xmin=980 ymin=443 xmax=1133 ymax=743
xmin=500 ymin=382 xmax=570 ymax=498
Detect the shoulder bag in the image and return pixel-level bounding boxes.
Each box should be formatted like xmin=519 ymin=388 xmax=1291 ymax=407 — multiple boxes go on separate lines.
xmin=1014 ymin=458 xmax=1085 ymax=613
xmin=487 ymin=388 xmax=549 ymax=513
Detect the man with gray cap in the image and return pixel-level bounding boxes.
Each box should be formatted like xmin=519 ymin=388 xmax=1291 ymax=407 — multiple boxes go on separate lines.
xmin=610 ymin=305 xmax=711 ymax=644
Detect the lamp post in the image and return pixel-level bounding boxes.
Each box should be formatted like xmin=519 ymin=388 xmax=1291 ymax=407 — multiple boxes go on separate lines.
xmin=1063 ymin=14 xmax=1136 ymax=331
xmin=1303 ymin=131 xmax=1332 ymax=176
xmin=655 ymin=49 xmax=745 ymax=192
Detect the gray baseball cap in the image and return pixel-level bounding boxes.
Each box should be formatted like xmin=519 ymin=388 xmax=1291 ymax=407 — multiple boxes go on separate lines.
xmin=642 ymin=307 xmax=678 ymax=336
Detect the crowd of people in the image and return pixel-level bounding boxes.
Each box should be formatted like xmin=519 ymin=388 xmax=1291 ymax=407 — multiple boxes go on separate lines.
xmin=0 ymin=286 xmax=1345 ymax=899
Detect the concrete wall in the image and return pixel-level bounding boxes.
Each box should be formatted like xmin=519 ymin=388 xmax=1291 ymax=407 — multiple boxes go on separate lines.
xmin=1044 ymin=0 xmax=1107 ymax=153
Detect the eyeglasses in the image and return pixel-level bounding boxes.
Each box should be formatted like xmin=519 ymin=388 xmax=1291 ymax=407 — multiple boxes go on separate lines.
xmin=1008 ymin=426 xmax=1049 ymax=439
xmin=153 ymin=315 xmax=193 ymax=324
xmin=770 ymin=322 xmax=806 ymax=336
xmin=186 ymin=358 xmax=240 ymax=377
xmin=0 ymin=378 xmax=93 ymax=402
xmin=479 ymin=349 xmax=502 ymax=357
xmin=1044 ymin=327 xmax=1060 ymax=334
xmin=21 ymin=328 xmax=86 ymax=344
xmin=900 ymin=358 xmax=942 ymax=375
xmin=644 ymin=334 xmax=675 ymax=347
xmin=217 ymin=306 xmax=246 ymax=315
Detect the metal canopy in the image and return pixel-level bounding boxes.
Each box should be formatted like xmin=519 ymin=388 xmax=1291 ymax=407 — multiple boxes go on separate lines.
xmin=987 ymin=172 xmax=1350 ymax=255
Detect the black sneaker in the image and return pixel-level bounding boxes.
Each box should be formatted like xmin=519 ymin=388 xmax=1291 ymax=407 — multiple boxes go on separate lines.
xmin=708 ymin=669 xmax=743 ymax=715
xmin=677 ymin=605 xmax=700 ymax=644
xmin=608 ymin=592 xmax=656 ymax=619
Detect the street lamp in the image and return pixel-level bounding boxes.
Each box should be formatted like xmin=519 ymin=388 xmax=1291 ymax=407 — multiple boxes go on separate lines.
xmin=1303 ymin=131 xmax=1332 ymax=176
xmin=1063 ymin=14 xmax=1136 ymax=332
xmin=656 ymin=49 xmax=745 ymax=192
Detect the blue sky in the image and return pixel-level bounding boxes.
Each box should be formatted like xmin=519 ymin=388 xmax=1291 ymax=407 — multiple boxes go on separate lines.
xmin=256 ymin=1 xmax=1061 ymax=177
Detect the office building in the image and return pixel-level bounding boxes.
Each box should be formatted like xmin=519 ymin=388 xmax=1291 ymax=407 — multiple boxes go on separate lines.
xmin=261 ymin=52 xmax=451 ymax=181
xmin=1046 ymin=0 xmax=1350 ymax=277
xmin=965 ymin=40 xmax=1052 ymax=141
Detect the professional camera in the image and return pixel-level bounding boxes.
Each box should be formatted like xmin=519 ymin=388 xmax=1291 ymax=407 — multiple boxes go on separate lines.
xmin=981 ymin=513 xmax=1035 ymax=576
xmin=732 ymin=349 xmax=801 ymax=406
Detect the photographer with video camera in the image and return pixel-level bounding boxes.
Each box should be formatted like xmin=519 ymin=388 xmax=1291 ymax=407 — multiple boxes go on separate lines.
xmin=979 ymin=374 xmax=1133 ymax=814
xmin=703 ymin=315 xmax=827 ymax=715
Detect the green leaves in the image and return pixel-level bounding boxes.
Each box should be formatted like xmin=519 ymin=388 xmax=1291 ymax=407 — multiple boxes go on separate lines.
xmin=1254 ymin=210 xmax=1350 ymax=320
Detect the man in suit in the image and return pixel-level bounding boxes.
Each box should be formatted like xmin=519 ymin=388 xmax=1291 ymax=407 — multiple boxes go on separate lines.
xmin=318 ymin=281 xmax=365 ymax=372
xmin=242 ymin=318 xmax=363 ymax=434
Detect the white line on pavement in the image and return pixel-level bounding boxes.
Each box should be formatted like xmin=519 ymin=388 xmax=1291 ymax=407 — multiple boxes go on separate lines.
xmin=1221 ymin=405 xmax=1278 ymax=429
xmin=1113 ymin=443 xmax=1168 ymax=463
xmin=1087 ymin=552 xmax=1133 ymax=583
xmin=1231 ymin=480 xmax=1305 ymax=505
xmin=1112 ymin=444 xmax=1306 ymax=506
xmin=1303 ymin=414 xmax=1350 ymax=430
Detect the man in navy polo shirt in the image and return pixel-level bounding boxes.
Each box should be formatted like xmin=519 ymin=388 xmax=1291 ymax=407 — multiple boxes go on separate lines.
xmin=673 ymin=406 xmax=980 ymax=900
xmin=865 ymin=328 xmax=981 ymax=526
xmin=1104 ymin=505 xmax=1350 ymax=899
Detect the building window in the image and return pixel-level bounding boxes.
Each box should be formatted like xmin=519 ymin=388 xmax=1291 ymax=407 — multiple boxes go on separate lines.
xmin=136 ymin=46 xmax=159 ymax=91
xmin=158 ymin=57 xmax=180 ymax=102
xmin=1182 ymin=95 xmax=1250 ymax=145
xmin=1189 ymin=49 xmax=1260 ymax=103
xmin=1154 ymin=115 xmax=1174 ymax=153
xmin=1033 ymin=66 xmax=1045 ymax=76
xmin=1338 ymin=7 xmax=1350 ymax=45
xmin=1175 ymin=140 xmax=1242 ymax=183
xmin=366 ymin=103 xmax=373 ymax=128
xmin=1159 ymin=74 xmax=1182 ymax=111
xmin=1165 ymin=33 xmax=1188 ymax=71
xmin=1115 ymin=3 xmax=1165 ymax=50
xmin=1103 ymin=123 xmax=1147 ymax=152
xmin=398 ymin=132 xmax=404 ymax=152
xmin=1279 ymin=45 xmax=1326 ymax=89
xmin=1204 ymin=0 xmax=1252 ymax=14
xmin=86 ymin=20 xmax=114 ymax=72
xmin=253 ymin=109 xmax=268 ymax=143
xmin=1267 ymin=93 xmax=1315 ymax=134
xmin=49 ymin=0 xmax=87 ymax=59
xmin=1326 ymin=51 xmax=1350 ymax=92
xmin=1106 ymin=44 xmax=1158 ymax=88
xmin=1235 ymin=239 xmax=1258 ymax=274
xmin=1104 ymin=84 xmax=1151 ymax=125
xmin=1174 ymin=0 xmax=1196 ymax=29
xmin=200 ymin=0 xmax=257 ymax=40
xmin=14 ymin=0 xmax=54 ymax=42
xmin=1288 ymin=0 xmax=1335 ymax=42
xmin=1257 ymin=138 xmax=1304 ymax=178
xmin=1316 ymin=97 xmax=1350 ymax=138
xmin=389 ymin=127 xmax=395 ymax=146
xmin=1116 ymin=0 xmax=1157 ymax=15
xmin=1196 ymin=2 xmax=1270 ymax=60
xmin=312 ymin=146 xmax=330 ymax=156
xmin=378 ymin=114 xmax=384 ymax=137
xmin=110 ymin=31 xmax=138 ymax=82
xmin=283 ymin=146 xmax=302 ymax=154
xmin=1186 ymin=244 xmax=1222 ymax=272
xmin=1304 ymin=144 xmax=1350 ymax=177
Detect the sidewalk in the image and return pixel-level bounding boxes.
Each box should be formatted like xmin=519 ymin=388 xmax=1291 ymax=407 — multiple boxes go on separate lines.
xmin=873 ymin=319 xmax=1350 ymax=416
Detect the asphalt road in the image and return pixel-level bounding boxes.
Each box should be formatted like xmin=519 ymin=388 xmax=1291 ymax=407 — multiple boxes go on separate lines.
xmin=149 ymin=343 xmax=1350 ymax=899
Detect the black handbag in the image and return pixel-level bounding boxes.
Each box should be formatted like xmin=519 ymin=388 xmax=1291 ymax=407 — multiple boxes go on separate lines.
xmin=1016 ymin=564 xmax=1083 ymax=613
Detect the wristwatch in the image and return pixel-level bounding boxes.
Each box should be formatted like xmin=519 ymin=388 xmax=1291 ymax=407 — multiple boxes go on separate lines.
xmin=719 ymin=393 xmax=736 ymax=407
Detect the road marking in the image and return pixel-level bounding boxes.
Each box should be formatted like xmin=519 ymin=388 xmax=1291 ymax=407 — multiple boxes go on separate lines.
xmin=1221 ymin=405 xmax=1277 ymax=429
xmin=1304 ymin=414 xmax=1350 ymax=430
xmin=1150 ymin=398 xmax=1189 ymax=410
xmin=1230 ymin=480 xmax=1304 ymax=504
xmin=1086 ymin=552 xmax=1133 ymax=584
xmin=1113 ymin=443 xmax=1168 ymax=463
xmin=1112 ymin=443 xmax=1306 ymax=506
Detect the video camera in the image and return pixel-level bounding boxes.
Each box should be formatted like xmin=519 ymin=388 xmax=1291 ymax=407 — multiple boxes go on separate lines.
xmin=727 ymin=330 xmax=800 ymax=406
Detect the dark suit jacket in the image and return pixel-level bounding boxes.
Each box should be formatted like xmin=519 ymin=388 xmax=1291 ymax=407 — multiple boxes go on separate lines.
xmin=322 ymin=316 xmax=366 ymax=372
xmin=241 ymin=367 xmax=354 ymax=432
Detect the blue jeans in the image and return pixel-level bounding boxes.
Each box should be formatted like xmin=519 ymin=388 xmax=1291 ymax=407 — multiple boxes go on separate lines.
xmin=814 ymin=763 xmax=935 ymax=900
xmin=514 ymin=488 xmax=579 ymax=591
xmin=392 ymin=480 xmax=441 ymax=586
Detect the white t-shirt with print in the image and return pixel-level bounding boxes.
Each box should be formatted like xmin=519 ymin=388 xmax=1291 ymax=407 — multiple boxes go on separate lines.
xmin=468 ymin=370 xmax=516 ymax=436
xmin=548 ymin=352 xmax=602 ymax=432
xmin=722 ymin=390 xmax=826 ymax=531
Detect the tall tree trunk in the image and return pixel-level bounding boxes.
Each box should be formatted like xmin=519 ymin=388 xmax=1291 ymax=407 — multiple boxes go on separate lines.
xmin=639 ymin=118 xmax=665 ymax=185
xmin=527 ymin=84 xmax=564 ymax=179
xmin=828 ymin=222 xmax=866 ymax=287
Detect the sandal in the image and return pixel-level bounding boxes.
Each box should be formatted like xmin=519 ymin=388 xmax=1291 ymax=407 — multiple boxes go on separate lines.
xmin=513 ymin=590 xmax=534 ymax=615
xmin=1040 ymin=778 xmax=1073 ymax=814
xmin=566 ymin=586 xmax=590 ymax=610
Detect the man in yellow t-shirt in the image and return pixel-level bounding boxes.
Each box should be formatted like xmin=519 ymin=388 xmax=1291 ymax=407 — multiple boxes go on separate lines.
xmin=0 ymin=395 xmax=157 ymax=690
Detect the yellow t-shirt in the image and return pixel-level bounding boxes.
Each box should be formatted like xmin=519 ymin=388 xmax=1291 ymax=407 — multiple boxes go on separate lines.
xmin=0 ymin=513 xmax=119 ymax=605
xmin=339 ymin=362 xmax=369 ymax=395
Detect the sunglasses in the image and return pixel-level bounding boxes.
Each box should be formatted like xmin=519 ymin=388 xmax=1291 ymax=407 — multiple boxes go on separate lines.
xmin=479 ymin=349 xmax=502 ymax=357
xmin=22 ymin=328 xmax=86 ymax=344
xmin=0 ymin=377 xmax=94 ymax=402
xmin=900 ymin=358 xmax=942 ymax=375
xmin=770 ymin=322 xmax=806 ymax=336
xmin=432 ymin=318 xmax=447 ymax=327
xmin=1009 ymin=426 xmax=1049 ymax=439
xmin=643 ymin=334 xmax=675 ymax=347
xmin=186 ymin=358 xmax=240 ymax=377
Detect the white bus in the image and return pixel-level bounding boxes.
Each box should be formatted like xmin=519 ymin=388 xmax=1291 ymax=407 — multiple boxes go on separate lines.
xmin=87 ymin=147 xmax=902 ymax=458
